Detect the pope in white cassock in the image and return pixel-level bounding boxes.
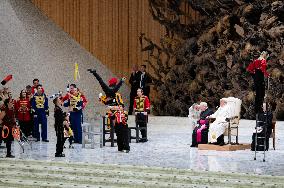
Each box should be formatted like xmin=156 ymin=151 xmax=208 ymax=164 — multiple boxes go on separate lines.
xmin=208 ymin=98 xmax=230 ymax=145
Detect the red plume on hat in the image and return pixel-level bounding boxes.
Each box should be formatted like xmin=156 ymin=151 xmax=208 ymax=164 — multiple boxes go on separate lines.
xmin=108 ymin=77 xmax=117 ymax=86
xmin=1 ymin=75 xmax=13 ymax=85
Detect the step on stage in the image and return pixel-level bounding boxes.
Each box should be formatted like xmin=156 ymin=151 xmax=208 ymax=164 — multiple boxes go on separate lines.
xmin=198 ymin=144 xmax=251 ymax=151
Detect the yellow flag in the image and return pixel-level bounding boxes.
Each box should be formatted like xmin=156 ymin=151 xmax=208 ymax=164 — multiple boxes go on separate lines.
xmin=74 ymin=63 xmax=80 ymax=81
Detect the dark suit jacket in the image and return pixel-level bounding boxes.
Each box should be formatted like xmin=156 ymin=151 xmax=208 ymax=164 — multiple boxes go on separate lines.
xmin=139 ymin=71 xmax=152 ymax=96
xmin=129 ymin=71 xmax=141 ymax=92
xmin=198 ymin=108 xmax=213 ymax=126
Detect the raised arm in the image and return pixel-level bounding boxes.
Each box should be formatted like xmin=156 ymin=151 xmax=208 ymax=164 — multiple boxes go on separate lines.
xmin=112 ymin=78 xmax=125 ymax=93
xmin=88 ymin=69 xmax=112 ymax=95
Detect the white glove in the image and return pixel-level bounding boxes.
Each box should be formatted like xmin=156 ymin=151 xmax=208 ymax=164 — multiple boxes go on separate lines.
xmin=99 ymin=93 xmax=103 ymax=98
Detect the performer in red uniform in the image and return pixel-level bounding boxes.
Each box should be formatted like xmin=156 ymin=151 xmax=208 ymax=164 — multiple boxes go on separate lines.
xmin=247 ymin=51 xmax=270 ymax=114
xmin=61 ymin=84 xmax=88 ymax=126
xmin=61 ymin=84 xmax=88 ymax=109
xmin=133 ymin=88 xmax=150 ymax=142
xmin=15 ymin=90 xmax=32 ymax=137
xmin=87 ymin=69 xmax=126 ymax=102
xmin=31 ymin=78 xmax=45 ymax=94
xmin=63 ymin=87 xmax=85 ymax=144
xmin=110 ymin=105 xmax=130 ymax=152
xmin=0 ymin=98 xmax=16 ymax=157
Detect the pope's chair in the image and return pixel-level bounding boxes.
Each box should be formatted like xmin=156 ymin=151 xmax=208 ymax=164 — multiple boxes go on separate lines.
xmin=223 ymin=97 xmax=242 ymax=144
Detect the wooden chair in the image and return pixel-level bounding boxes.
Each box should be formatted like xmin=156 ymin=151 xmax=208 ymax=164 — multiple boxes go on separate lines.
xmin=223 ymin=97 xmax=242 ymax=144
xmin=271 ymin=121 xmax=276 ymax=150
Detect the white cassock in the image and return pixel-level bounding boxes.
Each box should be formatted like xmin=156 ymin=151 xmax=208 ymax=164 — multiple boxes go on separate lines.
xmin=208 ymin=105 xmax=230 ymax=143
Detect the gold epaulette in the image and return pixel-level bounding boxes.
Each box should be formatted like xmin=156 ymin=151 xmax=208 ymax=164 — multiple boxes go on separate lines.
xmin=100 ymin=95 xmax=107 ymax=104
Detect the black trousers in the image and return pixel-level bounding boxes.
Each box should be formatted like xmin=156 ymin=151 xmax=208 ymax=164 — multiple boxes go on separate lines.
xmin=216 ymin=135 xmax=224 ymax=145
xmin=253 ymin=70 xmax=265 ymax=114
xmin=115 ymin=123 xmax=130 ymax=151
xmin=136 ymin=113 xmax=147 ymax=139
xmin=19 ymin=121 xmax=33 ymax=137
xmin=6 ymin=140 xmax=12 ymax=155
xmin=2 ymin=127 xmax=14 ymax=155
xmin=0 ymin=127 xmax=2 ymax=145
xmin=55 ymin=128 xmax=64 ymax=155
xmin=128 ymin=89 xmax=137 ymax=115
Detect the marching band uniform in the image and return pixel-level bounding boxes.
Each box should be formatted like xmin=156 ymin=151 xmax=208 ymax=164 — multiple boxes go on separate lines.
xmin=31 ymin=92 xmax=49 ymax=141
xmin=15 ymin=98 xmax=32 ymax=137
xmin=31 ymin=86 xmax=45 ymax=95
xmin=63 ymin=118 xmax=74 ymax=148
xmin=64 ymin=93 xmax=84 ymax=144
xmin=110 ymin=108 xmax=130 ymax=152
xmin=133 ymin=95 xmax=150 ymax=142
xmin=62 ymin=90 xmax=88 ymax=124
xmin=0 ymin=101 xmax=16 ymax=157
xmin=88 ymin=69 xmax=124 ymax=99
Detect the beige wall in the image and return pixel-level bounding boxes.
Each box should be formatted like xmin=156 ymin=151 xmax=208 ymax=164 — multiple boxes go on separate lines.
xmin=31 ymin=0 xmax=199 ymax=82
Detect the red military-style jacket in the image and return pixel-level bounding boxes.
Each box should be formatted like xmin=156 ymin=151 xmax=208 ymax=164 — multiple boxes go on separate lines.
xmin=62 ymin=91 xmax=88 ymax=109
xmin=247 ymin=59 xmax=270 ymax=77
xmin=15 ymin=99 xmax=31 ymax=121
xmin=133 ymin=95 xmax=150 ymax=112
xmin=31 ymin=86 xmax=45 ymax=94
xmin=1 ymin=106 xmax=16 ymax=128
xmin=113 ymin=110 xmax=128 ymax=125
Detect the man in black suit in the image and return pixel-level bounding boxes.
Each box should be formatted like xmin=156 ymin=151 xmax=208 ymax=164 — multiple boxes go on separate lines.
xmin=128 ymin=65 xmax=141 ymax=115
xmin=139 ymin=65 xmax=152 ymax=98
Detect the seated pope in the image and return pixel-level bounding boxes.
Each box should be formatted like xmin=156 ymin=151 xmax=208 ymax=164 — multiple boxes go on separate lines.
xmin=190 ymin=102 xmax=213 ymax=147
xmin=208 ymin=98 xmax=230 ymax=146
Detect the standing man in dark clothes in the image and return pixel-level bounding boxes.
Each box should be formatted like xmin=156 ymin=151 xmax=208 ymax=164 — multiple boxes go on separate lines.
xmin=53 ymin=97 xmax=65 ymax=157
xmin=128 ymin=64 xmax=141 ymax=115
xmin=138 ymin=65 xmax=152 ymax=98
xmin=247 ymin=51 xmax=270 ymax=114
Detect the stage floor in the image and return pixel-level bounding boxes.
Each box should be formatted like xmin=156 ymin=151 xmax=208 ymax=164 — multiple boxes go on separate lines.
xmin=1 ymin=116 xmax=283 ymax=176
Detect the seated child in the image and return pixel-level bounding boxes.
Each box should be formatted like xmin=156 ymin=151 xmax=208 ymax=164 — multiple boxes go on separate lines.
xmin=63 ymin=113 xmax=74 ymax=149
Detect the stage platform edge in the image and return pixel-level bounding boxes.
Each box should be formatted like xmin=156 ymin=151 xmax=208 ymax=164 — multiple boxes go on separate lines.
xmin=198 ymin=143 xmax=251 ymax=151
